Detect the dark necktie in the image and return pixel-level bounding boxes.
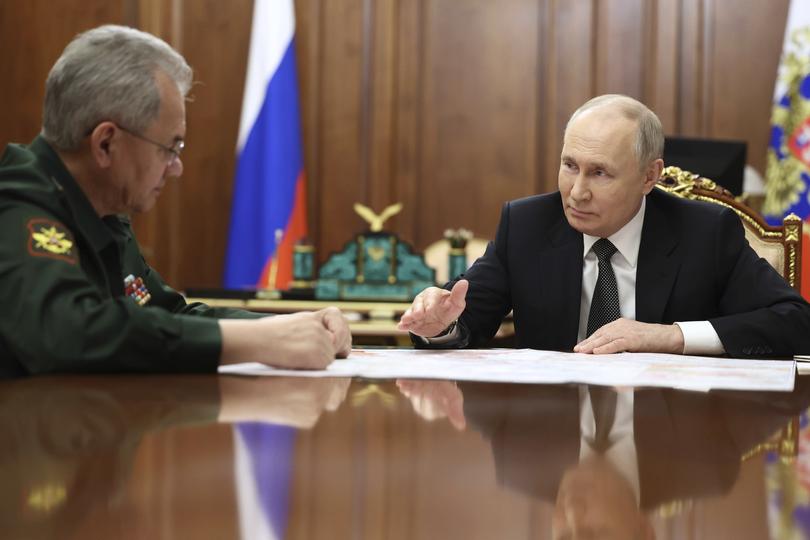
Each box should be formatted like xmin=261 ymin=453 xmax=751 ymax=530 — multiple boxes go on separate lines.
xmin=588 ymin=385 xmax=618 ymax=453
xmin=586 ymin=238 xmax=620 ymax=337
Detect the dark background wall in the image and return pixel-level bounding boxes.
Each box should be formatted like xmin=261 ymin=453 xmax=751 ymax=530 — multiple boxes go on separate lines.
xmin=0 ymin=0 xmax=790 ymax=289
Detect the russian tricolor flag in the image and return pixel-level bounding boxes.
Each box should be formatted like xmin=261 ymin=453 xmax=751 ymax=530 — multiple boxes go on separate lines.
xmin=225 ymin=0 xmax=307 ymax=290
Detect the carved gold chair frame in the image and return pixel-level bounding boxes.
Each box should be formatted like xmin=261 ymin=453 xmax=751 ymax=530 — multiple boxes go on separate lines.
xmin=656 ymin=166 xmax=802 ymax=293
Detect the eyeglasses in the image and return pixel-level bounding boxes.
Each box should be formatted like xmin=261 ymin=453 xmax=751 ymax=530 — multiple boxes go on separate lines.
xmin=116 ymin=124 xmax=184 ymax=166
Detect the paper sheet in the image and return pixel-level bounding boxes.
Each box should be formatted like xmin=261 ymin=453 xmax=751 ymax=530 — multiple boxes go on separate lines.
xmin=219 ymin=348 xmax=796 ymax=392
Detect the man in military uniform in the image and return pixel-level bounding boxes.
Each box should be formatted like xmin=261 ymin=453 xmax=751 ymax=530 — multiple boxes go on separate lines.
xmin=0 ymin=25 xmax=351 ymax=376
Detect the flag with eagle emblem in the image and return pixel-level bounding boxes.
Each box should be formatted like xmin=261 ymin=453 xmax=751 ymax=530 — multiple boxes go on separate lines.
xmin=765 ymin=1 xmax=810 ymax=299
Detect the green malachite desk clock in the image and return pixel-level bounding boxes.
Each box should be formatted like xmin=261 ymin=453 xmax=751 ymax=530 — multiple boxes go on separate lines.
xmin=287 ymin=203 xmax=435 ymax=302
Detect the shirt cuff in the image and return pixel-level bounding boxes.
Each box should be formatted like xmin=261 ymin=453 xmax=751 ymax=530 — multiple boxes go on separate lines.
xmin=412 ymin=322 xmax=465 ymax=348
xmin=424 ymin=323 xmax=461 ymax=345
xmin=675 ymin=321 xmax=725 ymax=355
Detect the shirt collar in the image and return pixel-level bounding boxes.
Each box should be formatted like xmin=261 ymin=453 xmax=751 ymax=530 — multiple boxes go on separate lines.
xmin=581 ymin=196 xmax=646 ymax=268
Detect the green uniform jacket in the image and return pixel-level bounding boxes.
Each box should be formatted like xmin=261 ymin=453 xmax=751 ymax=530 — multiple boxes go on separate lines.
xmin=0 ymin=137 xmax=261 ymax=376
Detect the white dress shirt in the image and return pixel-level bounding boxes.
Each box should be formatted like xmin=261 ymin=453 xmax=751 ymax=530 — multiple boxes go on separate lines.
xmin=578 ymin=197 xmax=724 ymax=354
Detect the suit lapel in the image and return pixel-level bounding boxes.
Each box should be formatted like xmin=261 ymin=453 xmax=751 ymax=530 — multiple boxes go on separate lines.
xmin=636 ymin=192 xmax=681 ymax=323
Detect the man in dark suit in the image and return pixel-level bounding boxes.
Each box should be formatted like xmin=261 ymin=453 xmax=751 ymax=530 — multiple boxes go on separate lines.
xmin=398 ymin=94 xmax=810 ymax=356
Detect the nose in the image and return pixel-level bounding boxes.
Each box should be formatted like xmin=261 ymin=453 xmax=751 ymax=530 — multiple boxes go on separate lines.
xmin=569 ymin=174 xmax=590 ymax=202
xmin=168 ymin=156 xmax=184 ymax=178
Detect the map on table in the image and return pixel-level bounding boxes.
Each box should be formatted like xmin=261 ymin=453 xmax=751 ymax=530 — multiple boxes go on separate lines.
xmin=219 ymin=348 xmax=796 ymax=392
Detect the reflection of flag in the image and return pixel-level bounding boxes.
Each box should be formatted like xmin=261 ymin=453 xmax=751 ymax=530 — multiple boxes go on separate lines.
xmin=764 ymin=0 xmax=810 ymax=298
xmin=224 ymin=0 xmax=307 ymax=289
xmin=233 ymin=424 xmax=296 ymax=540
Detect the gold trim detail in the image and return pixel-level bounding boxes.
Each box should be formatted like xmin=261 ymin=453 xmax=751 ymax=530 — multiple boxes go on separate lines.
xmin=789 ymin=244 xmax=797 ymax=287
xmin=741 ymin=417 xmax=797 ymax=464
xmin=784 ymin=214 xmax=801 ymax=242
xmin=657 ymin=166 xmax=780 ymax=239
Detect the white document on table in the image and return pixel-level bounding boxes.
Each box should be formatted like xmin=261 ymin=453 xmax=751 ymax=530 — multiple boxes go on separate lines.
xmin=219 ymin=348 xmax=796 ymax=392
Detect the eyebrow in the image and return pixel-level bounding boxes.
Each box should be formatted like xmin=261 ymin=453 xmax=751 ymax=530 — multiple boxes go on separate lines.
xmin=561 ymin=155 xmax=612 ymax=171
xmin=589 ymin=161 xmax=611 ymax=171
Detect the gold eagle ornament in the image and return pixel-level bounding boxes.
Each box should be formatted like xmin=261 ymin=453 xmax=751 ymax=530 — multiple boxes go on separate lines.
xmin=353 ymin=202 xmax=402 ymax=232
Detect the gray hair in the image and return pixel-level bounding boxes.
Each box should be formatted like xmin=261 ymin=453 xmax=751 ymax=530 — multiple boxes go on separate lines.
xmin=566 ymin=94 xmax=664 ymax=170
xmin=42 ymin=25 xmax=192 ymax=151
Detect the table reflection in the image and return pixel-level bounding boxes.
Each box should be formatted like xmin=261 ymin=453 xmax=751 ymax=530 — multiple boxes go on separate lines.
xmin=0 ymin=375 xmax=349 ymax=539
xmin=398 ymin=378 xmax=810 ymax=539
xmin=3 ymin=374 xmax=810 ymax=539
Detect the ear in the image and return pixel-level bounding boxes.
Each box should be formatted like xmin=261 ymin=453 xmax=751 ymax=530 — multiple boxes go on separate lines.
xmin=641 ymin=158 xmax=664 ymax=195
xmin=88 ymin=122 xmax=118 ymax=169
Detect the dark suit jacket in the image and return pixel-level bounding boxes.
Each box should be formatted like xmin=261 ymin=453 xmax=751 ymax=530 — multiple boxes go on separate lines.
xmin=451 ymin=188 xmax=810 ymax=357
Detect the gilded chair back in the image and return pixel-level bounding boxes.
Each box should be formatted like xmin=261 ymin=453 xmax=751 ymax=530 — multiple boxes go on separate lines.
xmin=656 ymin=166 xmax=803 ymax=293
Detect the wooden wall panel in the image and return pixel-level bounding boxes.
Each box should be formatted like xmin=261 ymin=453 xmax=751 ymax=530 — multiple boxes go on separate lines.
xmin=170 ymin=0 xmax=252 ymax=287
xmin=708 ymin=0 xmax=790 ymax=172
xmin=391 ymin=0 xmax=424 ymax=249
xmin=0 ymin=0 xmax=796 ymax=288
xmin=595 ymin=0 xmax=646 ymax=99
xmin=646 ymin=0 xmax=680 ymax=131
xmin=678 ymin=0 xmax=709 ymax=136
xmin=415 ymin=0 xmax=541 ymax=245
xmin=0 ymin=1 xmax=129 ymax=147
xmin=365 ymin=0 xmax=399 ymax=216
xmin=314 ymin=0 xmax=367 ymax=261
xmin=294 ymin=0 xmax=324 ymax=255
xmin=539 ymin=0 xmax=596 ymax=194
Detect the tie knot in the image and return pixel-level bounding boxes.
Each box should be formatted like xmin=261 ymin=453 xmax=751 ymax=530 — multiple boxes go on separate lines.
xmin=592 ymin=238 xmax=617 ymax=263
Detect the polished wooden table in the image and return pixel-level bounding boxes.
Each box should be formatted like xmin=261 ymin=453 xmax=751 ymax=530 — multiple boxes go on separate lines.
xmin=3 ymin=373 xmax=810 ymax=539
